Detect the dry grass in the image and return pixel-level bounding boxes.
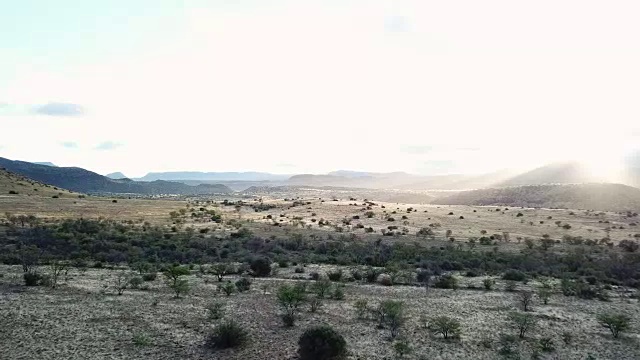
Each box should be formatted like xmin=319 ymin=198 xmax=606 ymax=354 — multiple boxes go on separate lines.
xmin=1 ymin=265 xmax=638 ymax=360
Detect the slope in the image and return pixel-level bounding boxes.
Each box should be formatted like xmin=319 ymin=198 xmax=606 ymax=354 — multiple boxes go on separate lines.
xmin=432 ymin=183 xmax=640 ymax=211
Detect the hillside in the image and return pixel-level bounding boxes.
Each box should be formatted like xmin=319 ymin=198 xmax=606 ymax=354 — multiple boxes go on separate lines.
xmin=432 ymin=183 xmax=640 ymax=211
xmin=0 ymin=169 xmax=78 ymax=198
xmin=0 ymin=158 xmax=232 ymax=195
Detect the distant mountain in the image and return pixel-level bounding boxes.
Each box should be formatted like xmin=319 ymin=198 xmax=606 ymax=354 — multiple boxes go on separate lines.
xmin=432 ymin=183 xmax=640 ymax=211
xmin=0 ymin=157 xmax=232 ymax=195
xmin=32 ymin=162 xmax=57 ymax=167
xmin=137 ymin=171 xmax=290 ymax=182
xmin=106 ymin=172 xmax=128 ymax=179
xmin=499 ymin=162 xmax=640 ymax=188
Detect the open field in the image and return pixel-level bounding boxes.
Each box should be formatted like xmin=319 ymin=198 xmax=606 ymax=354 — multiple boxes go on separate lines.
xmin=1 ymin=265 xmax=639 ymax=360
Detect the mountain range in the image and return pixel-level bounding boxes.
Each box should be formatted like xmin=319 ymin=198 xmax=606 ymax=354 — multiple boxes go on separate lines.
xmin=0 ymin=157 xmax=232 ymax=195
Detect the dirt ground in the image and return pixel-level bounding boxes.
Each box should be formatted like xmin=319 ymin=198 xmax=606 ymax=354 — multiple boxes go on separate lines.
xmin=214 ymin=198 xmax=639 ymax=245
xmin=1 ymin=265 xmax=638 ymax=360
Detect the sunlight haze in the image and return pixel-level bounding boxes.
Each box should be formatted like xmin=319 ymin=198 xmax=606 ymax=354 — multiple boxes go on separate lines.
xmin=1 ymin=0 xmax=639 ymax=177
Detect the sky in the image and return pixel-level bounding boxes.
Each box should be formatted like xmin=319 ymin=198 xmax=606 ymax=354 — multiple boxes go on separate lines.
xmin=1 ymin=0 xmax=640 ymax=177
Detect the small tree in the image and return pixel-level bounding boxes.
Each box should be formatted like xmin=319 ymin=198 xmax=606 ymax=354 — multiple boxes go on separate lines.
xmin=163 ymin=265 xmax=190 ymax=298
xmin=509 ymin=312 xmax=536 ymax=339
xmin=597 ymin=313 xmax=630 ymax=338
xmin=518 ymin=290 xmax=534 ymax=312
xmin=416 ymin=269 xmax=431 ymax=292
xmin=277 ymin=284 xmax=306 ymax=327
xmin=428 ymin=316 xmax=461 ymax=340
xmin=298 ymin=326 xmax=347 ymax=360
xmin=114 ymin=271 xmax=130 ymax=295
xmin=374 ymin=300 xmax=405 ymax=338
xmin=48 ymin=259 xmax=68 ymax=289
xmin=538 ymin=281 xmax=553 ymax=305
xmin=211 ymin=263 xmax=229 ymax=282
xmin=312 ymin=279 xmax=332 ymax=299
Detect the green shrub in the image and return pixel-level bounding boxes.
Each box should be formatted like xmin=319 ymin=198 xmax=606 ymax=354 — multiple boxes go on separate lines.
xmin=206 ymin=301 xmax=225 ymax=320
xmin=539 ymin=337 xmax=555 ymax=352
xmin=354 ymin=299 xmax=368 ymax=319
xmin=483 ymin=278 xmax=495 ymax=290
xmin=327 ymin=269 xmax=343 ymax=282
xmin=309 ymin=297 xmax=322 ymax=312
xmin=219 ymin=281 xmax=235 ymax=296
xmin=129 ymin=276 xmax=143 ymax=289
xmin=250 ymin=257 xmax=271 ymax=277
xmin=207 ymin=320 xmax=248 ymax=349
xmin=503 ymin=270 xmax=526 ymax=282
xmin=298 ymin=326 xmax=347 ymax=360
xmin=23 ymin=272 xmax=41 ymax=286
xmin=235 ymin=277 xmax=251 ymax=292
xmin=393 ymin=339 xmax=412 ymax=358
xmin=434 ymin=275 xmax=458 ymax=289
xmin=331 ymin=285 xmax=345 ymax=300
xmin=142 ymin=272 xmax=157 ymax=281
xmin=132 ymin=332 xmax=151 ymax=346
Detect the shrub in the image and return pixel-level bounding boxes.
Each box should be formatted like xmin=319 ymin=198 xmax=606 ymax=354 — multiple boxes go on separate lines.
xmin=331 ymin=285 xmax=345 ymax=300
xmin=171 ymin=278 xmax=190 ymax=298
xmin=498 ymin=334 xmax=518 ymax=357
xmin=354 ymin=299 xmax=368 ymax=319
xmin=483 ymin=278 xmax=495 ymax=290
xmin=429 ymin=316 xmax=461 ymax=340
xmin=619 ymin=240 xmax=639 ymax=252
xmin=129 ymin=276 xmax=143 ymax=289
xmin=509 ymin=312 xmax=536 ymax=339
xmin=207 ymin=320 xmax=248 ymax=349
xmin=235 ymin=277 xmax=252 ymax=292
xmin=250 ymin=257 xmax=272 ymax=277
xmin=298 ymin=326 xmax=347 ymax=360
xmin=312 ymin=279 xmax=332 ymax=298
xmin=504 ymin=281 xmax=517 ymax=292
xmin=539 ymin=337 xmax=555 ymax=352
xmin=142 ymin=272 xmax=157 ymax=281
xmin=219 ymin=281 xmax=235 ymax=296
xmin=433 ymin=275 xmax=458 ymax=290
xmin=206 ymin=301 xmax=225 ymax=320
xmin=309 ymin=297 xmax=322 ymax=312
xmin=393 ymin=339 xmax=412 ymax=359
xmin=132 ymin=332 xmax=151 ymax=346
xmin=23 ymin=272 xmax=41 ymax=286
xmin=503 ymin=270 xmax=526 ymax=282
xmin=597 ymin=313 xmax=630 ymax=338
xmin=327 ymin=269 xmax=343 ymax=282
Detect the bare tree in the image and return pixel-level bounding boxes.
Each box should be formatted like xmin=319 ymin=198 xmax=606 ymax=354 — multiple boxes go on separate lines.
xmin=519 ymin=290 xmax=534 ymax=312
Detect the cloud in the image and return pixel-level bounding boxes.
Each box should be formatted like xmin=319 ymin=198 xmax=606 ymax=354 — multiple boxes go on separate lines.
xmin=32 ymin=102 xmax=85 ymax=117
xmin=94 ymin=141 xmax=122 ymax=151
xmin=61 ymin=142 xmax=78 ymax=149
xmin=384 ymin=15 xmax=410 ymax=33
xmin=401 ymin=145 xmax=435 ymax=154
